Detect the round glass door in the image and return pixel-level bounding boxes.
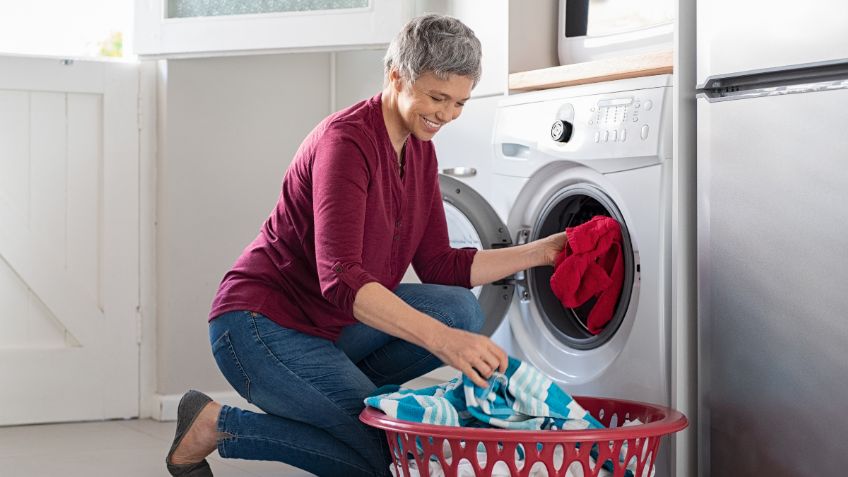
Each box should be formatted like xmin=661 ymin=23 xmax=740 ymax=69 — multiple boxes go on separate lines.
xmin=529 ymin=184 xmax=635 ymax=350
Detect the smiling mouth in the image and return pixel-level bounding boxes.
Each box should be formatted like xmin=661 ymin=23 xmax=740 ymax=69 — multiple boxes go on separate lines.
xmin=422 ymin=116 xmax=442 ymax=131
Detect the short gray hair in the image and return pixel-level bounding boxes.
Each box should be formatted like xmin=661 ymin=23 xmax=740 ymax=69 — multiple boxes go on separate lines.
xmin=384 ymin=14 xmax=482 ymax=88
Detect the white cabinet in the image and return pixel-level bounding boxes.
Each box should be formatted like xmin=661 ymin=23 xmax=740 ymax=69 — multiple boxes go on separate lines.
xmin=135 ymin=0 xmax=413 ymax=57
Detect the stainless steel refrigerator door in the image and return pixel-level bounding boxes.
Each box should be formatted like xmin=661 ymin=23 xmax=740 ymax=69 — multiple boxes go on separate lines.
xmin=696 ymin=0 xmax=848 ymax=84
xmin=697 ymin=86 xmax=848 ymax=475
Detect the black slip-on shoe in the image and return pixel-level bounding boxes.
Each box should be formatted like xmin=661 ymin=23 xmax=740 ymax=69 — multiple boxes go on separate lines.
xmin=165 ymin=390 xmax=215 ymax=476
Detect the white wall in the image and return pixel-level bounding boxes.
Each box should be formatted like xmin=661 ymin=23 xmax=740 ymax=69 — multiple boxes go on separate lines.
xmin=157 ymin=53 xmax=331 ymax=395
xmin=333 ymin=49 xmax=385 ymax=109
xmin=156 ymin=51 xmax=386 ymax=398
xmin=508 ymin=0 xmax=558 ymax=75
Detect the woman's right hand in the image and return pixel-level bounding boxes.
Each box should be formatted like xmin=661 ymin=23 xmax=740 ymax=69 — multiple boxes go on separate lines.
xmin=429 ymin=327 xmax=509 ymax=388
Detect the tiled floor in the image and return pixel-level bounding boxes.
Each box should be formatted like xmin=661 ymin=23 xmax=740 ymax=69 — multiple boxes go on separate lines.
xmin=0 ymin=417 xmax=316 ymax=477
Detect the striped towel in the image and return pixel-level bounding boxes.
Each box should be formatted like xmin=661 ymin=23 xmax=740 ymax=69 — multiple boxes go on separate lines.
xmin=365 ymin=357 xmax=602 ymax=431
xmin=463 ymin=357 xmax=603 ymax=431
xmin=365 ymin=357 xmax=649 ymax=477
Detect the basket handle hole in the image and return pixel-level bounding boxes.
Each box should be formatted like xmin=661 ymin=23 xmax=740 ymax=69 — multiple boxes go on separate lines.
xmin=553 ymin=444 xmax=565 ymax=471
xmin=514 ymin=444 xmax=526 ymax=470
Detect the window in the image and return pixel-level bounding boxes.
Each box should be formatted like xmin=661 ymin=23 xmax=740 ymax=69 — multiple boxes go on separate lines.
xmin=167 ymin=0 xmax=369 ymax=19
xmin=134 ymin=0 xmax=407 ymax=57
xmin=0 ymin=0 xmax=134 ymax=58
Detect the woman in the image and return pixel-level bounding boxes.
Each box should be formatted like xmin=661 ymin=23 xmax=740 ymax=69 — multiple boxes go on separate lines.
xmin=165 ymin=14 xmax=566 ymax=477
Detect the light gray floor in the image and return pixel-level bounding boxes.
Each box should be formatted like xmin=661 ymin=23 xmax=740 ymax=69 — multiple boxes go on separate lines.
xmin=0 ymin=417 xmax=316 ymax=477
xmin=0 ymin=375 xmax=446 ymax=477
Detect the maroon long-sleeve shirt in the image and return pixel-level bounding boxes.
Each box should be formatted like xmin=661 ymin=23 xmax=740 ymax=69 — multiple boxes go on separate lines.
xmin=209 ymin=93 xmax=478 ymax=340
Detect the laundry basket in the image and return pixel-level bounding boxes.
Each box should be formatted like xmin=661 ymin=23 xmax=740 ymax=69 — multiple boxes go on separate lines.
xmin=360 ymin=396 xmax=688 ymax=477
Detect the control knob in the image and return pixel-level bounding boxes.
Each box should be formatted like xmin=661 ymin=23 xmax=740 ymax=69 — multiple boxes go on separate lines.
xmin=551 ymin=119 xmax=573 ymax=143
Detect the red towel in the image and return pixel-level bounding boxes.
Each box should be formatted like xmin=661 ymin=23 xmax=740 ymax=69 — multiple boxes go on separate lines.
xmin=549 ymin=216 xmax=624 ymax=335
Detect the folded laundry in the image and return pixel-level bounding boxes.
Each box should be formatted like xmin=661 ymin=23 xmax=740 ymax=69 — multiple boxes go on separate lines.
xmin=365 ymin=358 xmax=649 ymax=477
xmin=549 ymin=216 xmax=624 ymax=334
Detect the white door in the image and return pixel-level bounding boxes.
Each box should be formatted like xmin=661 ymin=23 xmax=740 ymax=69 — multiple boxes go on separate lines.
xmin=0 ymin=55 xmax=140 ymax=426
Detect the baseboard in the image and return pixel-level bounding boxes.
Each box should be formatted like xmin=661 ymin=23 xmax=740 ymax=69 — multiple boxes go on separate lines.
xmin=152 ymin=391 xmax=262 ymax=422
xmin=153 ymin=367 xmax=461 ymax=421
xmin=420 ymin=366 xmax=460 ymax=383
xmin=403 ymin=366 xmax=460 ymax=389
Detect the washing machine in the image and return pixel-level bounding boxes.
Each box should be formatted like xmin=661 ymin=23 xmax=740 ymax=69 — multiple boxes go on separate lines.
xmin=493 ymin=74 xmax=674 ymax=474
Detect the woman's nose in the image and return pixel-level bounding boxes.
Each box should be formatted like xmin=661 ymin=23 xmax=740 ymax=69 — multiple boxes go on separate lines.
xmin=436 ymin=104 xmax=460 ymax=123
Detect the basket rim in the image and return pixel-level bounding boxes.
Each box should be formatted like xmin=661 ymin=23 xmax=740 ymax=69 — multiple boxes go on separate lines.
xmin=359 ymin=395 xmax=688 ymax=442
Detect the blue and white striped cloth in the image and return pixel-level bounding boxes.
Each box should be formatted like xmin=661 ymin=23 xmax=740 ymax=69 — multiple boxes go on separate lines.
xmin=364 ymin=357 xmax=649 ymax=477
xmin=364 ymin=357 xmax=603 ymax=431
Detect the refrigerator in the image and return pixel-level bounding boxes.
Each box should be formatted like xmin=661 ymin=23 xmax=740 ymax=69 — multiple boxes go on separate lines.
xmin=696 ymin=1 xmax=848 ymax=475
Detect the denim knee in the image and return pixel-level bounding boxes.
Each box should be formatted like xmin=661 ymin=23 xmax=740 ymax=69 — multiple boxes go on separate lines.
xmin=443 ymin=286 xmax=485 ymax=334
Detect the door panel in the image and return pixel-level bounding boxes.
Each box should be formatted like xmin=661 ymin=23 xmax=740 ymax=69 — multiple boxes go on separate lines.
xmin=67 ymin=93 xmax=102 ymax=304
xmin=0 ymin=56 xmax=139 ymax=425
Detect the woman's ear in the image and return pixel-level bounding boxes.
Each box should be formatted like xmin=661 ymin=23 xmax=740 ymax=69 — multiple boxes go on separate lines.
xmin=389 ymin=69 xmax=405 ymax=93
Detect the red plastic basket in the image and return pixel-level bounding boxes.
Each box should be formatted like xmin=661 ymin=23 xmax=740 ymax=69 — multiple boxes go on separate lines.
xmin=360 ymin=395 xmax=687 ymax=477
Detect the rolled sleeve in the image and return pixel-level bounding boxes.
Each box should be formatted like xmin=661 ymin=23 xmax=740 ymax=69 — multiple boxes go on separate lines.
xmin=328 ymin=261 xmax=378 ymax=311
xmin=312 ymin=127 xmax=379 ymax=314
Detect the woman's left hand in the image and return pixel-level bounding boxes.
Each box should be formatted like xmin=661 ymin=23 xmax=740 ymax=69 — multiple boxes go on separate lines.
xmin=538 ymin=231 xmax=567 ymax=267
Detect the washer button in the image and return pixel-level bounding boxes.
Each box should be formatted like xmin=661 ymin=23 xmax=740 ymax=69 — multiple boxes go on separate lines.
xmin=644 ymin=100 xmax=653 ymax=111
xmin=600 ymin=130 xmax=609 ymax=142
xmin=610 ymin=130 xmax=618 ymax=141
xmin=620 ymin=129 xmax=627 ymax=141
xmin=641 ymin=124 xmax=650 ymax=140
xmin=594 ymin=131 xmax=600 ymax=143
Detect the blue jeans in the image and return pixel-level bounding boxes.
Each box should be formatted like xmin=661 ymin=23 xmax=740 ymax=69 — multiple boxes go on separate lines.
xmin=208 ymin=283 xmax=484 ymax=477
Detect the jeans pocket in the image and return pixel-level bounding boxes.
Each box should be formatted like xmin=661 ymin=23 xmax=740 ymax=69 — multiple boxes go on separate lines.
xmin=211 ymin=330 xmax=252 ymax=402
xmin=249 ymin=311 xmax=290 ymax=338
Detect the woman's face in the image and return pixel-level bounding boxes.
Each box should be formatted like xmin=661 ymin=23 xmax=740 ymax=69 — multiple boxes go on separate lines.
xmin=392 ymin=70 xmax=474 ymax=142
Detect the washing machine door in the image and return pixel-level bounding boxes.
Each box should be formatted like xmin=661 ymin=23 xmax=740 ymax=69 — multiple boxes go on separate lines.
xmin=439 ymin=174 xmax=514 ymax=337
xmin=507 ymin=164 xmax=640 ymax=384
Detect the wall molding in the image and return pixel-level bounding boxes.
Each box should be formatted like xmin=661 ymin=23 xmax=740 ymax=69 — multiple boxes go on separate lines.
xmin=152 ymin=368 xmax=455 ymax=421
xmin=152 ymin=391 xmax=262 ymax=422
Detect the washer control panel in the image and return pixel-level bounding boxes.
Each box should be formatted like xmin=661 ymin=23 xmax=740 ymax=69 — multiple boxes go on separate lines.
xmin=588 ymin=96 xmax=655 ymax=143
xmin=492 ymin=76 xmax=672 ymax=175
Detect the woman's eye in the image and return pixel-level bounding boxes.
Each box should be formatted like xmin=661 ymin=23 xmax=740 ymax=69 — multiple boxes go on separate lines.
xmin=429 ymin=95 xmax=444 ymax=102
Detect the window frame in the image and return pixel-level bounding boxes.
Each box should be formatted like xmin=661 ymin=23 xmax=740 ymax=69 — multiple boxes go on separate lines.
xmin=134 ymin=0 xmax=411 ymax=57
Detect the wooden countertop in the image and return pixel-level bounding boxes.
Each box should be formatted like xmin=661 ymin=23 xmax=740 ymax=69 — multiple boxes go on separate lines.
xmin=508 ymin=50 xmax=673 ymax=93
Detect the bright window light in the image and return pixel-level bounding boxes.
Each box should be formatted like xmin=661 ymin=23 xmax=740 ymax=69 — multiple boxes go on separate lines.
xmin=0 ymin=0 xmax=134 ymax=59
